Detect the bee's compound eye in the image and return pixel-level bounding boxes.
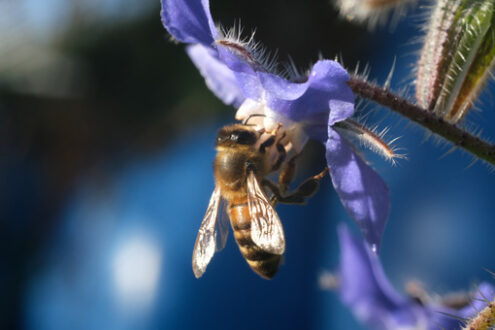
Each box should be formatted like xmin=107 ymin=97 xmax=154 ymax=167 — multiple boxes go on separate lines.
xmin=216 ymin=129 xmax=229 ymax=145
xmin=232 ymin=130 xmax=256 ymax=145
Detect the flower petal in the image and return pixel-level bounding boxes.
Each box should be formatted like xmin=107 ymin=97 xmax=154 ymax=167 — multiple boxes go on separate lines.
xmin=161 ymin=0 xmax=217 ymax=45
xmin=328 ymin=99 xmax=355 ymax=126
xmin=326 ymin=128 xmax=390 ymax=250
xmin=186 ymin=44 xmax=245 ymax=107
xmin=214 ymin=54 xmax=354 ymax=123
xmin=425 ymin=306 xmax=466 ymax=330
xmin=260 ymin=60 xmax=354 ymax=122
xmin=338 ymin=224 xmax=421 ymax=329
xmin=235 ymin=99 xmax=265 ymax=122
xmin=216 ymin=46 xmax=263 ymax=100
xmin=459 ymin=282 xmax=495 ymax=319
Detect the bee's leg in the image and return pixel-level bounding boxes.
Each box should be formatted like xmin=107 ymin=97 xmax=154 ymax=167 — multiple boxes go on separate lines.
xmin=259 ymin=135 xmax=275 ymax=154
xmin=278 ymin=154 xmax=297 ymax=195
xmin=286 ymin=167 xmax=329 ymax=201
xmin=259 ymin=123 xmax=283 ymax=154
xmin=272 ymin=167 xmax=329 ymax=205
xmin=261 ymin=178 xmax=280 ymax=196
xmin=261 ymin=178 xmax=304 ymax=206
xmin=270 ymin=133 xmax=287 ymax=172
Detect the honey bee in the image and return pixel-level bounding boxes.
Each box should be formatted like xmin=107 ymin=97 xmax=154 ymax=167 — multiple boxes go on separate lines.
xmin=192 ymin=122 xmax=328 ymax=279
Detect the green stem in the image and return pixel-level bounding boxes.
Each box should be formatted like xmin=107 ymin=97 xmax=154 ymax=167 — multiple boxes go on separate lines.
xmin=347 ymin=76 xmax=495 ymax=166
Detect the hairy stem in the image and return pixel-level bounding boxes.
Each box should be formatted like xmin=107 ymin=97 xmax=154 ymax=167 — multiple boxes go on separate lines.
xmin=462 ymin=298 xmax=495 ymax=330
xmin=347 ymin=76 xmax=495 ymax=166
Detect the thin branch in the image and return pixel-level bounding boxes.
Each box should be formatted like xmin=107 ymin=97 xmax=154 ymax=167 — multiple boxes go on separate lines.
xmin=347 ymin=76 xmax=495 ymax=166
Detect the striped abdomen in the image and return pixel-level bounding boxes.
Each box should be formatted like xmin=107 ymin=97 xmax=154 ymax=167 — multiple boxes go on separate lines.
xmin=228 ymin=201 xmax=282 ymax=279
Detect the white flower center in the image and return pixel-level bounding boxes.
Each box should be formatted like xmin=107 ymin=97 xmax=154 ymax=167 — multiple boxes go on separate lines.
xmin=235 ymin=98 xmax=309 ymax=153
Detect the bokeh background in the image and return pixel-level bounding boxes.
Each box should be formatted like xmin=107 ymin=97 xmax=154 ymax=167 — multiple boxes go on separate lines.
xmin=2 ymin=0 xmax=495 ymax=329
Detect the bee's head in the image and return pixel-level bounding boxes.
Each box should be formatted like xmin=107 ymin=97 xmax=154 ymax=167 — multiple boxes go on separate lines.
xmin=216 ymin=124 xmax=258 ymax=147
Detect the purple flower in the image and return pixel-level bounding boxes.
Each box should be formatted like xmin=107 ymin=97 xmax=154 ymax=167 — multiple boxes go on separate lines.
xmin=337 ymin=224 xmax=495 ymax=329
xmin=161 ymin=0 xmax=390 ymax=249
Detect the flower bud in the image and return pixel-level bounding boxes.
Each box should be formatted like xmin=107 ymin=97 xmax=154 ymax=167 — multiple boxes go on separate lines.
xmin=416 ymin=0 xmax=495 ymax=123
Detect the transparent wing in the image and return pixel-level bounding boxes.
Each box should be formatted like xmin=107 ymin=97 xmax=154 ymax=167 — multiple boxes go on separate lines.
xmin=247 ymin=171 xmax=285 ymax=255
xmin=192 ymin=186 xmax=222 ymax=278
xmin=215 ymin=199 xmax=229 ymax=252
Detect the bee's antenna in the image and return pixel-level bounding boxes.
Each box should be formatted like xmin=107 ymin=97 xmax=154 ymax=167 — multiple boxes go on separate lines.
xmin=242 ymin=114 xmax=266 ymax=125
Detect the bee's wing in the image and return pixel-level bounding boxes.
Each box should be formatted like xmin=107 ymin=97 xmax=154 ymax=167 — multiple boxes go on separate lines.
xmin=215 ymin=200 xmax=229 ymax=252
xmin=192 ymin=186 xmax=223 ymax=278
xmin=247 ymin=171 xmax=285 ymax=255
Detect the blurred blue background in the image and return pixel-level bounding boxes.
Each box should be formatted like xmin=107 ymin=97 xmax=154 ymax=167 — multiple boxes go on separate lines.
xmin=1 ymin=0 xmax=495 ymax=329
